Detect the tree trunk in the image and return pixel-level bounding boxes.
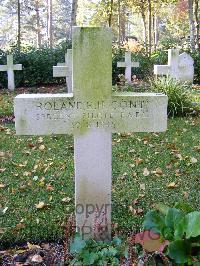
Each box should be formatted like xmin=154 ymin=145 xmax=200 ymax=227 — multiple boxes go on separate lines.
xmin=188 ymin=0 xmax=195 ymax=51
xmin=71 ymin=0 xmax=78 ymax=26
xmin=47 ymin=0 xmax=53 ymax=47
xmin=148 ymin=0 xmax=152 ymax=55
xmin=194 ymin=0 xmax=199 ymax=50
xmin=36 ymin=0 xmax=41 ymax=48
xmin=141 ymin=12 xmax=148 ymax=53
xmin=118 ymin=0 xmax=121 ymax=46
xmin=108 ymin=0 xmax=114 ymax=27
xmin=17 ymin=0 xmax=21 ymax=50
xmin=121 ymin=5 xmax=126 ymax=42
xmin=154 ymin=14 xmax=159 ymax=50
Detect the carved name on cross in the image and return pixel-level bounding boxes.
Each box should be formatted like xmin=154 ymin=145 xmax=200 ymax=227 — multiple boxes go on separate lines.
xmin=14 ymin=27 xmax=168 ymax=240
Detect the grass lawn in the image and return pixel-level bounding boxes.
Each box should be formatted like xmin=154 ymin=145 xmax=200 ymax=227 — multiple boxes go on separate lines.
xmin=0 ymin=89 xmax=200 ymax=249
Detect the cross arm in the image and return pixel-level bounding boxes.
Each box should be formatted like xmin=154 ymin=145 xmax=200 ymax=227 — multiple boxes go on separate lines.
xmin=117 ymin=62 xmax=126 ymax=68
xmin=13 ymin=64 xmax=22 ymax=71
xmin=53 ymin=66 xmax=69 ymax=77
xmin=131 ymin=62 xmax=139 ymax=67
xmin=0 ymin=65 xmax=8 ymax=71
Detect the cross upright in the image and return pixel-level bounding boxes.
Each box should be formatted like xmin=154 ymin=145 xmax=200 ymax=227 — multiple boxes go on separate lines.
xmin=117 ymin=51 xmax=139 ymax=82
xmin=53 ymin=49 xmax=72 ymax=93
xmin=14 ymin=27 xmax=167 ymax=240
xmin=154 ymin=48 xmax=194 ymax=83
xmin=0 ymin=54 xmax=22 ymax=91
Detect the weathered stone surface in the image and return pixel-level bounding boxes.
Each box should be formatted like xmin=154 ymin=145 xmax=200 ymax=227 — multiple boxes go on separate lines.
xmin=15 ymin=27 xmax=168 ymax=240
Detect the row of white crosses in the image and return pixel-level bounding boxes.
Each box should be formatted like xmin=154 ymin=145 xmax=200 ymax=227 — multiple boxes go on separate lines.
xmin=14 ymin=27 xmax=168 ymax=240
xmin=0 ymin=48 xmax=194 ymax=92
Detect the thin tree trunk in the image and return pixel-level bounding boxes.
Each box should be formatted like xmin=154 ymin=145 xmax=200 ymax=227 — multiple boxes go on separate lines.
xmin=194 ymin=0 xmax=199 ymax=50
xmin=188 ymin=0 xmax=195 ymax=51
xmin=118 ymin=0 xmax=121 ymax=46
xmin=154 ymin=14 xmax=159 ymax=50
xmin=148 ymin=0 xmax=152 ymax=55
xmin=48 ymin=0 xmax=53 ymax=47
xmin=71 ymin=0 xmax=78 ymax=26
xmin=108 ymin=0 xmax=114 ymax=27
xmin=36 ymin=0 xmax=41 ymax=48
xmin=17 ymin=0 xmax=21 ymax=50
xmin=121 ymin=5 xmax=126 ymax=42
xmin=141 ymin=12 xmax=148 ymax=53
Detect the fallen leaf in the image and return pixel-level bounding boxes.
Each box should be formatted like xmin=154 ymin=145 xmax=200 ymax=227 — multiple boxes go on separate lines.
xmin=0 ymin=184 xmax=6 ymax=188
xmin=167 ymin=182 xmax=179 ymax=189
xmin=0 ymin=168 xmax=6 ymax=173
xmin=194 ymin=146 xmax=200 ymax=152
xmin=46 ymin=184 xmax=54 ymax=191
xmin=135 ymin=158 xmax=143 ymax=166
xmin=27 ymin=242 xmax=40 ymax=250
xmin=37 ymin=137 xmax=44 ymax=144
xmin=16 ymin=223 xmax=26 ymax=229
xmin=140 ymin=183 xmax=146 ymax=190
xmin=39 ymin=145 xmax=46 ymax=151
xmin=143 ymin=168 xmax=150 ymax=176
xmin=35 ymin=201 xmax=45 ymax=209
xmin=190 ymin=157 xmax=197 ymax=164
xmin=0 ymin=151 xmax=6 ymax=157
xmin=31 ymin=254 xmax=43 ymax=263
xmin=61 ymin=197 xmax=71 ymax=203
xmin=2 ymin=207 xmax=8 ymax=214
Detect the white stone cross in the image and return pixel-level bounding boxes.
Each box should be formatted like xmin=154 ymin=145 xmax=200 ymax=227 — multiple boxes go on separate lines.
xmin=0 ymin=54 xmax=22 ymax=91
xmin=53 ymin=49 xmax=72 ymax=93
xmin=117 ymin=51 xmax=139 ymax=82
xmin=154 ymin=49 xmax=194 ymax=83
xmin=14 ymin=27 xmax=167 ymax=240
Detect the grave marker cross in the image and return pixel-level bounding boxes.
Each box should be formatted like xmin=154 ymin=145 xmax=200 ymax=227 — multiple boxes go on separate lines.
xmin=154 ymin=49 xmax=194 ymax=83
xmin=53 ymin=49 xmax=72 ymax=93
xmin=117 ymin=51 xmax=139 ymax=82
xmin=14 ymin=27 xmax=167 ymax=240
xmin=0 ymin=54 xmax=22 ymax=91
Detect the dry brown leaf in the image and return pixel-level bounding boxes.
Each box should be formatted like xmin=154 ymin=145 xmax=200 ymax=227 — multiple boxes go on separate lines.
xmin=194 ymin=146 xmax=200 ymax=151
xmin=0 ymin=168 xmax=6 ymax=173
xmin=61 ymin=197 xmax=71 ymax=203
xmin=46 ymin=184 xmax=54 ymax=191
xmin=35 ymin=201 xmax=45 ymax=209
xmin=0 ymin=151 xmax=6 ymax=157
xmin=16 ymin=223 xmax=26 ymax=229
xmin=135 ymin=158 xmax=143 ymax=166
xmin=167 ymin=182 xmax=179 ymax=189
xmin=39 ymin=145 xmax=46 ymax=151
xmin=0 ymin=184 xmax=6 ymax=188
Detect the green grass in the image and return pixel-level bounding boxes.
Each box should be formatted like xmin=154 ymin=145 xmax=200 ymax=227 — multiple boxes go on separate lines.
xmin=0 ymin=91 xmax=200 ymax=249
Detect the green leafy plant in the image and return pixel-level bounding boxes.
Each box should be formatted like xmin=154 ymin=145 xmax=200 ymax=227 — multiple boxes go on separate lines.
xmin=143 ymin=203 xmax=200 ymax=264
xmin=150 ymin=77 xmax=194 ymax=117
xmin=69 ymin=234 xmax=127 ymax=265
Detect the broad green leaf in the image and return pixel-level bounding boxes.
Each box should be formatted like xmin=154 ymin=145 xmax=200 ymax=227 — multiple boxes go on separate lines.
xmin=82 ymin=251 xmax=97 ymax=265
xmin=112 ymin=236 xmax=121 ymax=246
xmin=168 ymin=240 xmax=191 ymax=264
xmin=70 ymin=235 xmax=86 ymax=254
xmin=174 ymin=202 xmax=194 ymax=213
xmin=165 ymin=208 xmax=184 ymax=231
xmin=143 ymin=210 xmax=165 ymax=234
xmin=155 ymin=203 xmax=170 ymax=215
xmin=185 ymin=212 xmax=200 ymax=239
